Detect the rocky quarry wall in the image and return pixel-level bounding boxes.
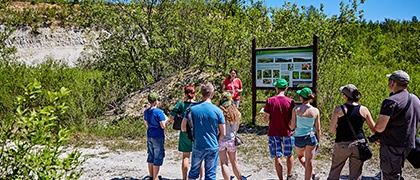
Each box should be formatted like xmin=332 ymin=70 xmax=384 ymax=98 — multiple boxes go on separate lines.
xmin=6 ymin=26 xmax=99 ymax=66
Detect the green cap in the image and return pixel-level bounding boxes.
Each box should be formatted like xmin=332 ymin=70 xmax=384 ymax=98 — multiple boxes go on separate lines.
xmin=297 ymin=87 xmax=312 ymax=98
xmin=148 ymin=92 xmax=160 ymax=103
xmin=273 ymin=79 xmax=288 ymax=88
xmin=222 ymin=91 xmax=232 ymax=101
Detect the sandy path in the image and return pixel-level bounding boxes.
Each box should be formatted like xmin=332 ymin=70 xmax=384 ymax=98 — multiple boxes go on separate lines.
xmin=77 ymin=144 xmax=393 ymax=180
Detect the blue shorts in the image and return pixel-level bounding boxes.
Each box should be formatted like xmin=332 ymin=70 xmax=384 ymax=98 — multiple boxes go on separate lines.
xmin=268 ymin=136 xmax=294 ymax=158
xmin=188 ymin=148 xmax=219 ymax=180
xmin=147 ymin=137 xmax=165 ymax=166
xmin=294 ymin=134 xmax=318 ymax=148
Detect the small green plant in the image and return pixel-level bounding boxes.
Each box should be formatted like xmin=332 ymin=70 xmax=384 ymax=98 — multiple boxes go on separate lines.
xmin=0 ymin=80 xmax=85 ymax=179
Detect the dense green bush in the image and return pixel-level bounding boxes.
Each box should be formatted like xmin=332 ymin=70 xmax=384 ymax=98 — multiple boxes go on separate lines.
xmin=0 ymin=80 xmax=84 ymax=179
xmin=0 ymin=60 xmax=111 ymax=126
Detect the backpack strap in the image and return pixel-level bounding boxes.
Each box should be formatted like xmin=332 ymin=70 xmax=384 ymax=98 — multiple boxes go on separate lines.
xmin=390 ymin=93 xmax=412 ymax=120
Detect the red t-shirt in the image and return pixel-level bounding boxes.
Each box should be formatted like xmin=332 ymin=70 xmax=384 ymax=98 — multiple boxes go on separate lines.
xmin=264 ymin=96 xmax=295 ymax=136
xmin=222 ymin=78 xmax=243 ymax=100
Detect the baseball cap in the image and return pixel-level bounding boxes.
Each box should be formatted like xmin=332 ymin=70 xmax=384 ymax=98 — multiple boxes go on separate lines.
xmin=273 ymin=79 xmax=288 ymax=88
xmin=148 ymin=92 xmax=160 ymax=103
xmin=222 ymin=91 xmax=233 ymax=101
xmin=340 ymin=84 xmax=358 ymax=98
xmin=297 ymin=87 xmax=313 ymax=99
xmin=386 ymin=70 xmax=410 ymax=85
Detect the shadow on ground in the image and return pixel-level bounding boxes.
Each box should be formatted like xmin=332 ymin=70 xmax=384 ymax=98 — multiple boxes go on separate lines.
xmin=110 ymin=176 xmax=180 ymax=180
xmin=111 ymin=174 xmax=251 ymax=180
xmin=340 ymin=174 xmax=381 ymax=180
xmin=238 ymin=124 xmax=268 ymax=136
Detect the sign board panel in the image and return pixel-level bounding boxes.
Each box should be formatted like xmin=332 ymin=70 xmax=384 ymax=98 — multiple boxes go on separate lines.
xmin=255 ymin=48 xmax=313 ymax=88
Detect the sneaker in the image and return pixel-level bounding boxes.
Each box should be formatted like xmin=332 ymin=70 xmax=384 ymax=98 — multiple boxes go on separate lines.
xmin=374 ymin=170 xmax=381 ymax=180
xmin=312 ymin=173 xmax=320 ymax=180
xmin=286 ymin=174 xmax=298 ymax=180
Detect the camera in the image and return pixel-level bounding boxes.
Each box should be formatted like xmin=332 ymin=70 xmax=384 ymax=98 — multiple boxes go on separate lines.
xmin=368 ymin=132 xmax=382 ymax=143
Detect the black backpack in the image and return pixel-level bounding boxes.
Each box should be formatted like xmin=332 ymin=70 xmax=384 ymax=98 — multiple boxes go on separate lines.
xmin=172 ymin=102 xmax=185 ymax=130
xmin=185 ymin=107 xmax=194 ymax=141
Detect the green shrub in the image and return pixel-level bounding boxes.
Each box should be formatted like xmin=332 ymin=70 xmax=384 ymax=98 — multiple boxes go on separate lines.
xmin=0 ymin=80 xmax=85 ymax=179
xmin=0 ymin=61 xmax=111 ymax=127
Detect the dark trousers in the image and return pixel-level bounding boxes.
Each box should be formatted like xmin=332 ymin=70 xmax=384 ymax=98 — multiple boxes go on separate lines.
xmin=380 ymin=145 xmax=412 ymax=180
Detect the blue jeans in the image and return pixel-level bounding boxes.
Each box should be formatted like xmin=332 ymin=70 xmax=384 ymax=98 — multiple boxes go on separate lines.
xmin=233 ymin=100 xmax=240 ymax=108
xmin=188 ymin=148 xmax=219 ymax=180
xmin=147 ymin=137 xmax=165 ymax=166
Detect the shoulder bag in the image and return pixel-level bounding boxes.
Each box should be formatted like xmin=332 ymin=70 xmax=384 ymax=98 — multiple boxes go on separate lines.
xmin=340 ymin=105 xmax=372 ymax=162
xmin=231 ymin=124 xmax=243 ymax=146
xmin=407 ymin=138 xmax=420 ymax=168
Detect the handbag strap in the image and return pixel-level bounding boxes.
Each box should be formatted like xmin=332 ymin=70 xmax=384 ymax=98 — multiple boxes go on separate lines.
xmin=340 ymin=105 xmax=359 ymax=140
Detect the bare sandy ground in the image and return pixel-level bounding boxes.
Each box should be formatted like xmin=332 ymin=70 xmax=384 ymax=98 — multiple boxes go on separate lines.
xmin=76 ymin=143 xmax=415 ymax=180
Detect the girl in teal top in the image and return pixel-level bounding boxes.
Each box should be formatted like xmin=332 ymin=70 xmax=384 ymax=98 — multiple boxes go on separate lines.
xmin=294 ymin=115 xmax=317 ymax=137
xmin=290 ymin=87 xmax=321 ymax=180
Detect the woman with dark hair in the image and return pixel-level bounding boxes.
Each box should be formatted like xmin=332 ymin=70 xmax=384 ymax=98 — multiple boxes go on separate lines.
xmin=290 ymin=87 xmax=320 ymax=180
xmin=327 ymin=84 xmax=376 ymax=180
xmin=222 ymin=68 xmax=243 ymax=108
xmin=169 ymin=85 xmax=203 ymax=180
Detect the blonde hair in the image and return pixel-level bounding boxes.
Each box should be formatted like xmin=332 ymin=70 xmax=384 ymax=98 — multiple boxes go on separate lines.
xmin=220 ymin=105 xmax=241 ymax=124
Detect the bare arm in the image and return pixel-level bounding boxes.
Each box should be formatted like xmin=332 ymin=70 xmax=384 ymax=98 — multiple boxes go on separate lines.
xmin=169 ymin=115 xmax=174 ymax=121
xmin=329 ymin=106 xmax=340 ymax=133
xmin=160 ymin=120 xmax=166 ymax=129
xmin=315 ymin=108 xmax=321 ymax=142
xmin=222 ymin=83 xmax=227 ymax=92
xmin=218 ymin=124 xmax=226 ymax=141
xmin=374 ymin=114 xmax=390 ymax=133
xmin=289 ymin=108 xmax=296 ymax=130
xmin=236 ymin=109 xmax=241 ymax=132
xmin=361 ymin=106 xmax=376 ymax=134
xmin=181 ymin=118 xmax=187 ymax=132
xmin=144 ymin=120 xmax=148 ymax=128
xmin=264 ymin=112 xmax=270 ymax=123
xmin=236 ymin=87 xmax=243 ymax=93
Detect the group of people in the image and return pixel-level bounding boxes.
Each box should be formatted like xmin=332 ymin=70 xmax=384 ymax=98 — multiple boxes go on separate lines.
xmin=263 ymin=70 xmax=419 ymax=180
xmin=143 ymin=68 xmax=243 ymax=180
xmin=143 ymin=69 xmax=419 ymax=180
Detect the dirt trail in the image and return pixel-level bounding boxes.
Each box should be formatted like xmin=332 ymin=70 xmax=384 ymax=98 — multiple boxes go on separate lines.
xmin=76 ymin=142 xmax=417 ymax=180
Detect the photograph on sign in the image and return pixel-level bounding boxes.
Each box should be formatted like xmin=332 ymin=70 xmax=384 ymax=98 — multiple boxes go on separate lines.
xmin=255 ymin=48 xmax=313 ymax=88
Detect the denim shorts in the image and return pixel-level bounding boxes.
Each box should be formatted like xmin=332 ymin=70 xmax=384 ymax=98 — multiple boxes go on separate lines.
xmin=268 ymin=136 xmax=294 ymax=158
xmin=294 ymin=134 xmax=318 ymax=148
xmin=233 ymin=100 xmax=240 ymax=108
xmin=147 ymin=137 xmax=165 ymax=166
xmin=188 ymin=148 xmax=219 ymax=180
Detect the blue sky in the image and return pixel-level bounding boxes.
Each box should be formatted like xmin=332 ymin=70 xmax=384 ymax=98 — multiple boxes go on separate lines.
xmin=262 ymin=0 xmax=420 ymax=22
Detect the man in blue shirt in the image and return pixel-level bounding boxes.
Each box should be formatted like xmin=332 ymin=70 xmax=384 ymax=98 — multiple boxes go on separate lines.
xmin=182 ymin=82 xmax=226 ymax=180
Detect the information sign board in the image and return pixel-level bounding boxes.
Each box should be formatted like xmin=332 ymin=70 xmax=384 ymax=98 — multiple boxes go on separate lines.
xmin=255 ymin=48 xmax=313 ymax=88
